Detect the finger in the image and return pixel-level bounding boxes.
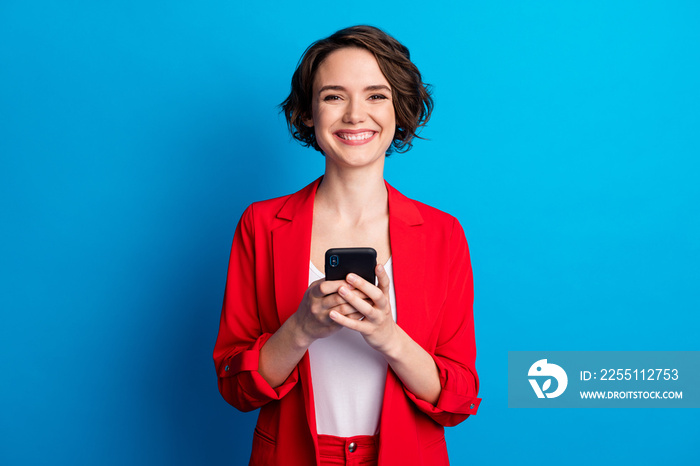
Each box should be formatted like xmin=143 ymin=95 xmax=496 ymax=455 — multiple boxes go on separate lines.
xmin=343 ymin=309 xmax=365 ymax=320
xmin=328 ymin=302 xmax=363 ymax=317
xmin=321 ymin=284 xmax=370 ymax=307
xmin=345 ymin=273 xmax=387 ymax=309
xmin=323 ymin=292 xmax=347 ymax=309
xmin=340 ymin=283 xmax=370 ymax=300
xmin=338 ymin=284 xmax=376 ymax=320
xmin=313 ymin=279 xmax=347 ymax=298
xmin=376 ymin=264 xmax=391 ymax=296
xmin=329 ymin=309 xmax=369 ymax=331
xmin=349 ymin=288 xmax=370 ymax=300
xmin=324 ymin=293 xmax=367 ymax=311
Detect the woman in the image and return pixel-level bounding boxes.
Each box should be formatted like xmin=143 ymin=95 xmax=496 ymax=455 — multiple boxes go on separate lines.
xmin=214 ymin=25 xmax=480 ymax=466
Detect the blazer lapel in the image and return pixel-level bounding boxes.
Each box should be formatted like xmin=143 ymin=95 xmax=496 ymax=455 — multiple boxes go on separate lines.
xmin=272 ymin=177 xmax=321 ymax=324
xmin=385 ymin=180 xmax=427 ymax=343
xmin=271 ymin=176 xmax=322 ymax=447
xmin=380 ymin=181 xmax=427 ymax=462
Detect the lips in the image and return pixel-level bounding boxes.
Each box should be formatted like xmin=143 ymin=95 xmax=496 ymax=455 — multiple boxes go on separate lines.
xmin=333 ymin=129 xmax=378 ymax=145
xmin=336 ymin=131 xmax=375 ymax=141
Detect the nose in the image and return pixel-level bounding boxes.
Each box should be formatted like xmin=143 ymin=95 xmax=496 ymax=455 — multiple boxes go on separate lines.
xmin=342 ymin=97 xmax=366 ymax=124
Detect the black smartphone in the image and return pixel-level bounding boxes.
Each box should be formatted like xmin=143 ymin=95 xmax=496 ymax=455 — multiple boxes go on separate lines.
xmin=324 ymin=247 xmax=377 ymax=284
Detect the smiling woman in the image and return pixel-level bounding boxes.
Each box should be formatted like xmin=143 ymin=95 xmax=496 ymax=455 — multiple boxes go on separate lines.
xmin=305 ymin=47 xmax=396 ymax=173
xmin=282 ymin=25 xmax=433 ymax=155
xmin=214 ymin=25 xmax=481 ymax=466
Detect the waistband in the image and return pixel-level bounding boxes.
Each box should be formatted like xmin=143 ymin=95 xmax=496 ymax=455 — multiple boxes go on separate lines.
xmin=317 ymin=433 xmax=379 ymax=459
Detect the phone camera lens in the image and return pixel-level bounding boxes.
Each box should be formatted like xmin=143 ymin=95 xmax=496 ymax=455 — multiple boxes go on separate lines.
xmin=330 ymin=255 xmax=339 ymax=267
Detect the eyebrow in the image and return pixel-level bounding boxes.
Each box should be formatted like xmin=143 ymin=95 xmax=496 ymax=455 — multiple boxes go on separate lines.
xmin=318 ymin=84 xmax=391 ymax=94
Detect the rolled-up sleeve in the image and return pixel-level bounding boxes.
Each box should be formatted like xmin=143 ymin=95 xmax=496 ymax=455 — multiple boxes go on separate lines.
xmin=213 ymin=204 xmax=299 ymax=412
xmin=403 ymin=217 xmax=481 ymax=426
xmin=216 ymin=333 xmax=299 ymax=411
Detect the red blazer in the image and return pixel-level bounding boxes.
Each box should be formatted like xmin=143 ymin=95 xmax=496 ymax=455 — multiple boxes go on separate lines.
xmin=214 ymin=176 xmax=481 ymax=466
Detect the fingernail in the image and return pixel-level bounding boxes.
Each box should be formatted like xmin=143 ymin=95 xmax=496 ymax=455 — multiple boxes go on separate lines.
xmin=377 ymin=264 xmax=384 ymax=273
xmin=338 ymin=286 xmax=348 ymax=296
xmin=346 ymin=274 xmax=356 ymax=283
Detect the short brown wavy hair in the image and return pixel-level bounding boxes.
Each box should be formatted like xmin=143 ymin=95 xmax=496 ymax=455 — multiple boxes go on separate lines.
xmin=280 ymin=25 xmax=434 ymax=155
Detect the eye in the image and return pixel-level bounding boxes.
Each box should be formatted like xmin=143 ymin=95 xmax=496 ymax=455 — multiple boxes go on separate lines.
xmin=369 ymin=94 xmax=389 ymax=101
xmin=323 ymin=95 xmax=341 ymax=102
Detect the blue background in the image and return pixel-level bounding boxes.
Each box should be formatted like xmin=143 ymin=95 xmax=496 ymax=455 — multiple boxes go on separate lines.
xmin=2 ymin=1 xmax=698 ymax=464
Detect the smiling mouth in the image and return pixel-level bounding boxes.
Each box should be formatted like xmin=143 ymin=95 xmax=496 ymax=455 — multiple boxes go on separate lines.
xmin=336 ymin=131 xmax=375 ymax=140
xmin=334 ymin=131 xmax=377 ymax=145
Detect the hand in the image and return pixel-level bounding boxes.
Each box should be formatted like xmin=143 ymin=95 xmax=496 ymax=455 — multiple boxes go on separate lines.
xmin=329 ymin=264 xmax=399 ymax=354
xmin=293 ymin=278 xmax=368 ymax=347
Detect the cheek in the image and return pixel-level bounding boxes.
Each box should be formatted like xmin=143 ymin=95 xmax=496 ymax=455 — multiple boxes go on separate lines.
xmin=382 ymin=101 xmax=397 ymax=121
xmin=382 ymin=107 xmax=397 ymax=131
xmin=311 ymin=108 xmax=333 ymax=152
xmin=311 ymin=104 xmax=332 ymax=129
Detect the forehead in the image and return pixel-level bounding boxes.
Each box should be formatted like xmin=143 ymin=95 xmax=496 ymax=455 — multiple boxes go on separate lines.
xmin=313 ymin=47 xmax=390 ymax=91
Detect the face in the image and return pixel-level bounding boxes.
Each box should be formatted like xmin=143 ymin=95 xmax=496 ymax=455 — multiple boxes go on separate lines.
xmin=304 ymin=47 xmax=396 ymax=170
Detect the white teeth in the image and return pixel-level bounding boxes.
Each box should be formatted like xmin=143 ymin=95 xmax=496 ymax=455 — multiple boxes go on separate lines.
xmin=338 ymin=132 xmax=374 ymax=141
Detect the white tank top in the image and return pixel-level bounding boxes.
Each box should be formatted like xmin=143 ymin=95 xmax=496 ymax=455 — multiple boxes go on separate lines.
xmin=307 ymin=259 xmax=397 ymax=436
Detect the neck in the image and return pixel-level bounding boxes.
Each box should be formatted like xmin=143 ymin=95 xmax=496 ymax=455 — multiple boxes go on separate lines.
xmin=315 ymin=161 xmax=388 ymax=223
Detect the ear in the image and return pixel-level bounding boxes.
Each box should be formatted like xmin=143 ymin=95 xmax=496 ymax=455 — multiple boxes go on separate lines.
xmin=302 ymin=115 xmax=314 ymax=128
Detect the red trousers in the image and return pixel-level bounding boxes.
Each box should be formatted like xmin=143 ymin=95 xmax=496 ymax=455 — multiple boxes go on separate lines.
xmin=317 ymin=434 xmax=379 ymax=466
